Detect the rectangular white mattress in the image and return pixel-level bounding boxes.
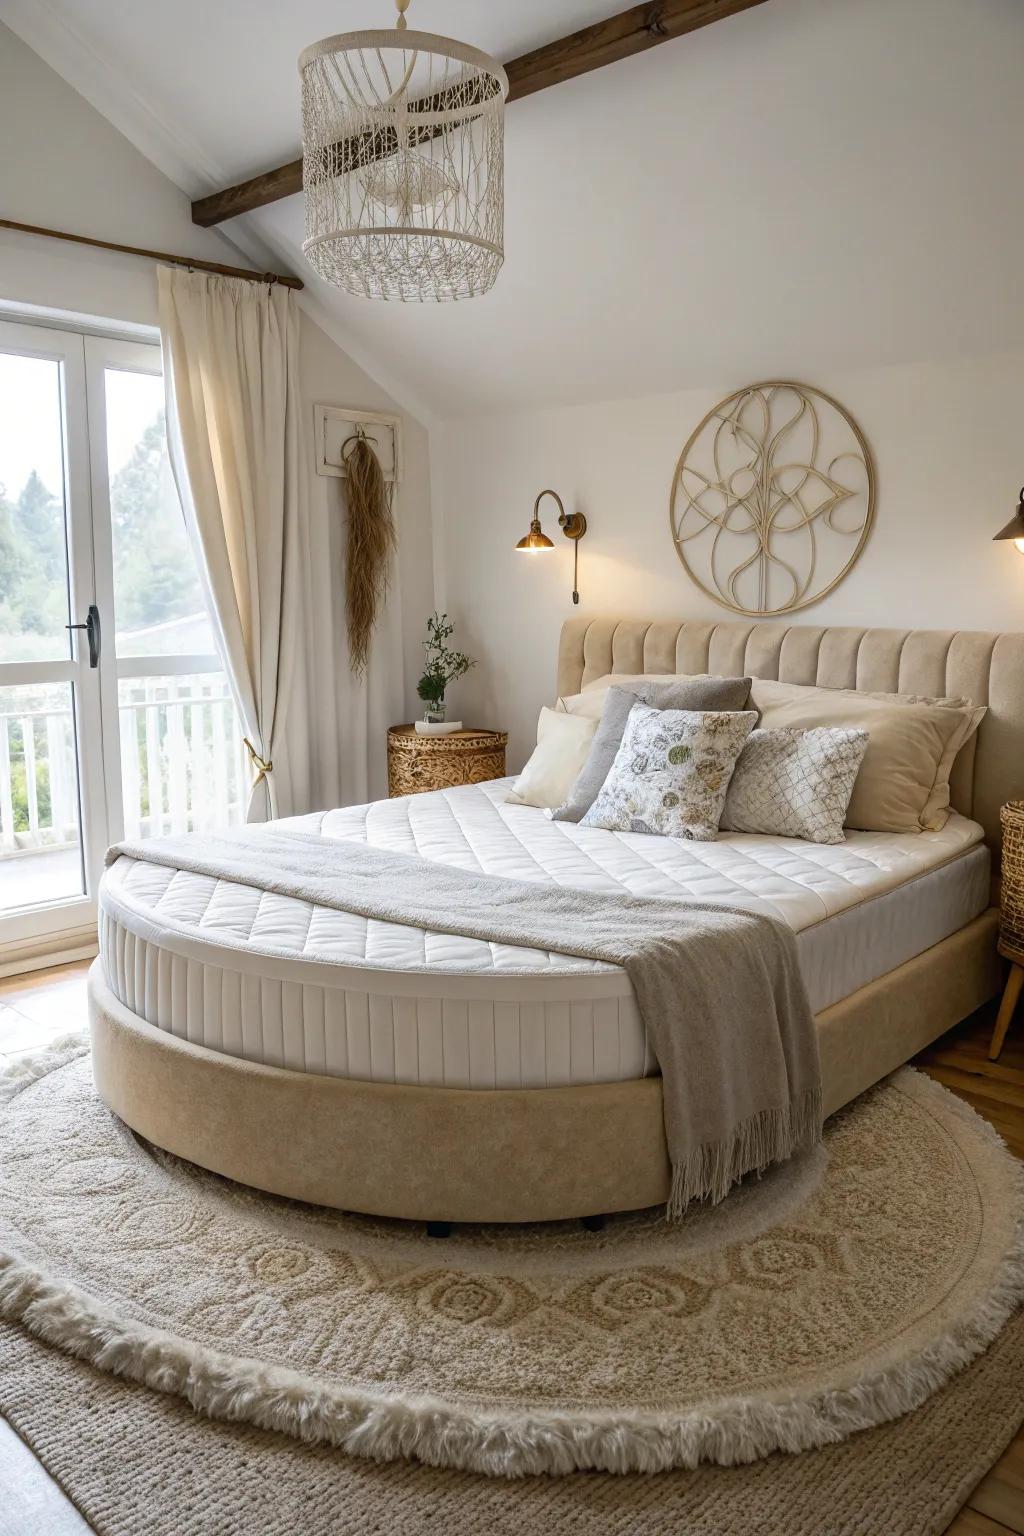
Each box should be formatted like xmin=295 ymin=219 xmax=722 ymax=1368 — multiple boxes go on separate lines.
xmin=98 ymin=780 xmax=990 ymax=1089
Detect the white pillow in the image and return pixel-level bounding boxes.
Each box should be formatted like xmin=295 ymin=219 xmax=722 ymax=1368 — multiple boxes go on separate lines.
xmin=580 ymin=703 xmax=756 ymax=840
xmin=557 ymin=689 xmax=609 ymax=720
xmin=721 ymin=727 xmax=869 ymax=844
xmin=506 ymin=707 xmax=598 ymax=809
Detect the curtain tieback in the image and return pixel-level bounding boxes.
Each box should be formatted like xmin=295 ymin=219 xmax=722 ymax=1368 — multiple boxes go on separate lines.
xmin=242 ymin=738 xmax=273 ymax=786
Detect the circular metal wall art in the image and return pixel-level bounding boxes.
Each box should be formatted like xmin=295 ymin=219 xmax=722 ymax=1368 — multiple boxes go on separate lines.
xmin=670 ymin=382 xmax=875 ymax=617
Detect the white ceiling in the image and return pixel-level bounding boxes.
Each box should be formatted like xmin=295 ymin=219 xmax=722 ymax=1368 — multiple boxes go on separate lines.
xmin=4 ymin=0 xmax=1024 ymax=422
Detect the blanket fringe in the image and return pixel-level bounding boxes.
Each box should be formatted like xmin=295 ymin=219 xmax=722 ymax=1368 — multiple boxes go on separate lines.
xmin=668 ymin=1086 xmax=823 ymax=1219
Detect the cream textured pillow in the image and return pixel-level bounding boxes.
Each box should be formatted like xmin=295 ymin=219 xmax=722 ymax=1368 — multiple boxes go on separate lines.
xmin=721 ymin=727 xmax=869 ymax=844
xmin=506 ymin=707 xmax=597 ymax=809
xmin=580 ymin=703 xmax=756 ymax=841
xmin=558 ymin=689 xmax=609 ymax=720
xmin=750 ymin=679 xmax=986 ymax=834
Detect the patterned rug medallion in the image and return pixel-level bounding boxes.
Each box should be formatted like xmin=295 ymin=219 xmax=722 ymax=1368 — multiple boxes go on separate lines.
xmin=0 ymin=1042 xmax=1021 ymax=1477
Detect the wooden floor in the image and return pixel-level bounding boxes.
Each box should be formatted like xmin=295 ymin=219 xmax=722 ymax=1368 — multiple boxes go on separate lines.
xmin=0 ymin=959 xmax=1022 ymax=1535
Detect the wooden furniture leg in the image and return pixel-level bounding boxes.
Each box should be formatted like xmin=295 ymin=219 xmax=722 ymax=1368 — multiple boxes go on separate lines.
xmin=990 ymin=962 xmax=1024 ymax=1060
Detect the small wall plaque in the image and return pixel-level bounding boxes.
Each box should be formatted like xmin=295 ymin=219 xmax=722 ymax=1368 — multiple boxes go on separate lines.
xmin=314 ymin=405 xmax=402 ymax=483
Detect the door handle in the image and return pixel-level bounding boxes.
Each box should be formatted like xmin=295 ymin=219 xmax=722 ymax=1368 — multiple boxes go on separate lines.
xmin=67 ymin=604 xmax=101 ymax=668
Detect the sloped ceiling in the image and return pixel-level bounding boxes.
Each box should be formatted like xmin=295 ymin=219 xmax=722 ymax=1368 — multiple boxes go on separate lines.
xmin=4 ymin=0 xmax=1023 ymax=421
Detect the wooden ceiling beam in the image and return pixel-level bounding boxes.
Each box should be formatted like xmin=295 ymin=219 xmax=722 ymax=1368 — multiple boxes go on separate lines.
xmin=191 ymin=0 xmax=768 ymax=228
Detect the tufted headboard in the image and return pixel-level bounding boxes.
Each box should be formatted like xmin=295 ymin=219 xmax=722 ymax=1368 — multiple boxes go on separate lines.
xmin=557 ymin=616 xmax=1024 ymax=856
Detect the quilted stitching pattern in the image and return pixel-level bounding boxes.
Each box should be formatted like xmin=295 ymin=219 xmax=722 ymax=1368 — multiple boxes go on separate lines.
xmin=722 ymin=728 xmax=869 ymax=845
xmin=97 ymin=782 xmax=988 ymax=1089
xmin=104 ymin=780 xmax=983 ymax=972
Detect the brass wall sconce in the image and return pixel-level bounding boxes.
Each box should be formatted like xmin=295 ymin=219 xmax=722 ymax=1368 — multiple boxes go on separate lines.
xmin=515 ymin=489 xmax=588 ymax=604
xmin=994 ymin=487 xmax=1024 ymax=554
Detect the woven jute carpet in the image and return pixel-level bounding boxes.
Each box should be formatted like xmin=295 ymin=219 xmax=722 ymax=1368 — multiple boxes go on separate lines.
xmin=0 ymin=1042 xmax=1022 ymax=1482
xmin=1 ymin=1313 xmax=1022 ymax=1535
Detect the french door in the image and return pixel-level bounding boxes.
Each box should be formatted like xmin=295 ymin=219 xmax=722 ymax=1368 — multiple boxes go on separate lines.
xmin=0 ymin=319 xmax=243 ymax=958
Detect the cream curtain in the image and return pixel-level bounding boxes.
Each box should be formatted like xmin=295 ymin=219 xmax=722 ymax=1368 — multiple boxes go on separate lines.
xmin=157 ymin=266 xmax=305 ymax=821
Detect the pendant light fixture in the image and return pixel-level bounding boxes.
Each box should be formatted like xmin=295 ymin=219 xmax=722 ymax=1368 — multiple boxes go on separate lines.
xmin=299 ymin=0 xmax=507 ymax=302
xmin=994 ymin=487 xmax=1024 ymax=554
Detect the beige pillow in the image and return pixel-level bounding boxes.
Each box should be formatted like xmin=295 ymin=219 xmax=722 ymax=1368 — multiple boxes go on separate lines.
xmin=506 ymin=707 xmax=598 ymax=809
xmin=750 ymin=679 xmax=986 ymax=834
xmin=582 ymin=671 xmax=689 ymax=693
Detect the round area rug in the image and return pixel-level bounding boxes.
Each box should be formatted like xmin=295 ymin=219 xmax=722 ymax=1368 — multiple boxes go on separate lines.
xmin=0 ymin=1042 xmax=1021 ymax=1478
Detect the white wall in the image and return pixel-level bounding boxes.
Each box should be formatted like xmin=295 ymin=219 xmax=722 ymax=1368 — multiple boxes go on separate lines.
xmin=439 ymin=349 xmax=1024 ymax=769
xmin=432 ymin=0 xmax=1024 ymax=770
xmin=0 ymin=23 xmax=433 ymax=804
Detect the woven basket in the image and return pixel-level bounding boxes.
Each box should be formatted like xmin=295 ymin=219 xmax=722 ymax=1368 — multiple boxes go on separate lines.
xmin=999 ymin=800 xmax=1024 ymax=959
xmin=387 ymin=726 xmax=508 ymax=798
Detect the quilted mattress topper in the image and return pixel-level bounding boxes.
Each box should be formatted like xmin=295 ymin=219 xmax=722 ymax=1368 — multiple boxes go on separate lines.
xmin=100 ymin=779 xmax=986 ymax=979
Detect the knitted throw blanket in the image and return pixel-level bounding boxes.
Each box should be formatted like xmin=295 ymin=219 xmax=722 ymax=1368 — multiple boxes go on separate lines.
xmin=107 ymin=828 xmax=822 ymax=1218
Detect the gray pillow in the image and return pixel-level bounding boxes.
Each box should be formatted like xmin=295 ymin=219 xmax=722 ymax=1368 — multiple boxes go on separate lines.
xmin=551 ymin=675 xmax=752 ymax=823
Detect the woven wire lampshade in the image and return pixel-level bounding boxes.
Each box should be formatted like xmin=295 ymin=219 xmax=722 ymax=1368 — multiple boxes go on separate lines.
xmin=299 ymin=28 xmax=508 ymax=302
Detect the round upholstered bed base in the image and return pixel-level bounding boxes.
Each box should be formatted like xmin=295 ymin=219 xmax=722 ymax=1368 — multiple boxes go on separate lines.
xmin=87 ymin=917 xmax=1000 ymax=1224
xmin=87 ymin=962 xmax=670 ymax=1223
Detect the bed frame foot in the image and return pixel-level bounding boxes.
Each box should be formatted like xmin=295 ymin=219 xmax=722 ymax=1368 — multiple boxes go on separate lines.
xmin=580 ymin=1214 xmax=606 ymax=1232
xmin=426 ymin=1220 xmax=452 ymax=1239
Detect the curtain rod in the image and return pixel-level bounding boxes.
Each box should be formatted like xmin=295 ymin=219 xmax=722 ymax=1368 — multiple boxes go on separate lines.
xmin=0 ymin=218 xmax=304 ymax=291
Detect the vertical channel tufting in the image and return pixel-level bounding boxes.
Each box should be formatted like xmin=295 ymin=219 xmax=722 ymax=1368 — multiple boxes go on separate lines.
xmin=302 ymin=985 xmax=326 ymax=1074
xmin=778 ymin=628 xmax=826 ymax=684
xmin=442 ymin=999 xmax=470 ymax=1086
xmin=368 ymin=993 xmax=396 ymax=1081
xmin=570 ymin=1002 xmax=595 ymax=1084
xmin=493 ymin=1001 xmax=520 ymax=1087
xmin=592 ymin=997 xmax=619 ymax=1081
xmin=186 ymin=959 xmax=204 ymax=1045
xmin=279 ymin=981 xmax=303 ymax=1070
xmin=709 ymin=624 xmax=754 ymax=677
xmin=742 ymin=624 xmax=789 ymax=680
xmin=144 ymin=940 xmax=160 ymax=1026
xmin=221 ymin=969 xmax=242 ymax=1057
xmin=239 ymin=973 xmax=261 ymax=1062
xmin=896 ymin=631 xmax=953 ymax=698
xmin=346 ymin=992 xmax=371 ymax=1079
xmin=546 ymin=1001 xmax=571 ymax=1087
xmin=203 ymin=965 xmax=223 ymax=1051
xmin=467 ymin=1000 xmax=496 ymax=1087
xmin=416 ymin=994 xmax=443 ymax=1084
xmin=854 ymin=629 xmax=908 ymax=693
xmin=324 ymin=987 xmax=349 ymax=1077
xmin=259 ymin=978 xmax=284 ymax=1068
xmin=674 ymin=622 xmax=716 ymax=675
xmin=393 ymin=996 xmax=418 ymax=1082
xmin=643 ymin=621 xmax=681 ymax=675
xmin=947 ymin=632 xmax=998 ymax=819
xmin=519 ymin=1001 xmax=546 ymax=1087
xmin=169 ymin=952 xmax=187 ymax=1037
xmin=815 ymin=629 xmax=866 ymax=688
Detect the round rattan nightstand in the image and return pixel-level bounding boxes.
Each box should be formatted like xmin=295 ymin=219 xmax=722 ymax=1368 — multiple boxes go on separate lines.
xmin=991 ymin=800 xmax=1024 ymax=1060
xmin=387 ymin=725 xmax=508 ymax=799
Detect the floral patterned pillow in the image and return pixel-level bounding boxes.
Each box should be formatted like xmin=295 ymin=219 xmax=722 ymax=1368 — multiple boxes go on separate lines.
xmin=580 ymin=703 xmax=757 ymax=840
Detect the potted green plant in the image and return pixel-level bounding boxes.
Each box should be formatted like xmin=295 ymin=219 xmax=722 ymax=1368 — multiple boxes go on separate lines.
xmin=416 ymin=612 xmax=474 ymax=723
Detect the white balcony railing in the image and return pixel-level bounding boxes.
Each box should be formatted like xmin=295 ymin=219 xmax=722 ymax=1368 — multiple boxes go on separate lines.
xmin=0 ymin=673 xmax=246 ymax=857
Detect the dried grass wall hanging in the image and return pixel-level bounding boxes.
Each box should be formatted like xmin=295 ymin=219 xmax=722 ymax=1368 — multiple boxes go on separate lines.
xmin=343 ymin=429 xmax=397 ymax=674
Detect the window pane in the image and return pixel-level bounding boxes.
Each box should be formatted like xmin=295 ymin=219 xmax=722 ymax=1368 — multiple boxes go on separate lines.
xmin=0 ymin=352 xmax=72 ymax=663
xmin=105 ymin=368 xmax=216 ymax=658
xmin=118 ymin=673 xmax=246 ymax=838
xmin=0 ymin=682 xmax=84 ymax=912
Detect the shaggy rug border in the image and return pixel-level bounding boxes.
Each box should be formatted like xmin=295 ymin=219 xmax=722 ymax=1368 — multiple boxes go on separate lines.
xmin=0 ymin=1038 xmax=1021 ymax=1480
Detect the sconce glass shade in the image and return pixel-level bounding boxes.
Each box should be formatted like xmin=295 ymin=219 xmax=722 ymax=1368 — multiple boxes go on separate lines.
xmin=993 ymin=488 xmax=1024 ymax=553
xmin=516 ymin=518 xmax=555 ymax=551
